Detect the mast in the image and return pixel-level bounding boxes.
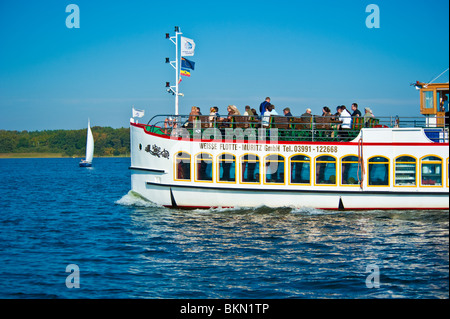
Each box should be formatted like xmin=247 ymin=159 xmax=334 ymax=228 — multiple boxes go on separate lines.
xmin=166 ymin=26 xmax=183 ymax=115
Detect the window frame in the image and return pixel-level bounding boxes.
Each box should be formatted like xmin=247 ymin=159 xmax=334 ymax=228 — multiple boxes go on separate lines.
xmin=217 ymin=153 xmax=237 ymax=184
xmin=240 ymin=153 xmax=261 ymax=184
xmin=314 ymin=154 xmax=337 ymax=186
xmin=264 ymin=154 xmax=286 ymax=185
xmin=194 ymin=152 xmax=214 ymax=183
xmin=420 ymin=155 xmax=443 ymax=187
xmin=394 ymin=155 xmax=417 ymax=187
xmin=368 ymin=156 xmax=390 ymax=187
xmin=289 ymin=154 xmax=311 ymax=186
xmin=339 ymin=155 xmax=362 ymax=187
xmin=174 ymin=151 xmax=191 ymax=181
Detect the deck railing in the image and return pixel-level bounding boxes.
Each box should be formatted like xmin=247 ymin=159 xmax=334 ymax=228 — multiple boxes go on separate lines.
xmin=144 ymin=114 xmax=449 ymax=143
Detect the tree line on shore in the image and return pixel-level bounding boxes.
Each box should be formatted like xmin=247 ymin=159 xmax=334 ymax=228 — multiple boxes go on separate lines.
xmin=0 ymin=127 xmax=130 ymax=157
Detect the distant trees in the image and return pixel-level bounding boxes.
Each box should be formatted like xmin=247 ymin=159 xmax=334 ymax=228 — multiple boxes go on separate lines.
xmin=0 ymin=127 xmax=130 ymax=157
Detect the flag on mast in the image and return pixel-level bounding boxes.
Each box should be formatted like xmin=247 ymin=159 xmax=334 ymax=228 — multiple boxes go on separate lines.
xmin=181 ymin=57 xmax=195 ymax=70
xmin=132 ymin=107 xmax=145 ymax=118
xmin=180 ymin=68 xmax=191 ymax=77
xmin=180 ymin=37 xmax=195 ymax=56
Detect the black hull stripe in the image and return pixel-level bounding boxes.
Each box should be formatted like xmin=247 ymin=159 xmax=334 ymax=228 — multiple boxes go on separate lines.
xmin=129 ymin=166 xmax=166 ymax=173
xmin=146 ymin=181 xmax=448 ymax=196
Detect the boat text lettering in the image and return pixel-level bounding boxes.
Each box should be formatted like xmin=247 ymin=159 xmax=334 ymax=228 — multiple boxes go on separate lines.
xmin=198 ymin=143 xmax=339 ymax=153
xmin=293 ymin=145 xmax=338 ymax=153
xmin=199 ymin=142 xmax=218 ymax=150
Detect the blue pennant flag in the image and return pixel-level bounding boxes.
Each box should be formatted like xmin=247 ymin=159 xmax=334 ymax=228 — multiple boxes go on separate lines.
xmin=181 ymin=57 xmax=195 ymax=70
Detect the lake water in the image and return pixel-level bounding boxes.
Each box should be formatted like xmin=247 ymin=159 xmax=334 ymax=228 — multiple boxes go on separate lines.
xmin=0 ymin=157 xmax=448 ymax=299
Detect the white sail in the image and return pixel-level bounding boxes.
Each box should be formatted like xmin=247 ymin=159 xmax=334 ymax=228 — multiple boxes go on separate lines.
xmin=85 ymin=120 xmax=94 ymax=163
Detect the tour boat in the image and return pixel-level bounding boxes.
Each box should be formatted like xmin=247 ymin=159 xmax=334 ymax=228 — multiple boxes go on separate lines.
xmin=79 ymin=119 xmax=94 ymax=167
xmin=129 ymin=28 xmax=449 ymax=210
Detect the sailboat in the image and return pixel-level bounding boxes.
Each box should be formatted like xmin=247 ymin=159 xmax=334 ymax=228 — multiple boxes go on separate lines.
xmin=79 ymin=119 xmax=94 ymax=167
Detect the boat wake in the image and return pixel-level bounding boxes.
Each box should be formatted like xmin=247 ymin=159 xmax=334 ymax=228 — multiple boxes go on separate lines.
xmin=116 ymin=191 xmax=340 ymax=215
xmin=193 ymin=205 xmax=331 ymax=215
xmin=115 ymin=190 xmax=161 ymax=208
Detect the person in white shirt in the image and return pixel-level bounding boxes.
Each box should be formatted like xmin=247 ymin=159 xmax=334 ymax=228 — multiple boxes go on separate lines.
xmin=270 ymin=105 xmax=279 ymax=116
xmin=338 ymin=105 xmax=352 ymax=129
xmin=337 ymin=105 xmax=352 ymax=140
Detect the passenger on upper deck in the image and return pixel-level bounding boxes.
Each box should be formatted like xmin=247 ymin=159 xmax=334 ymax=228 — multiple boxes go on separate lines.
xmin=209 ymin=106 xmax=219 ymax=127
xmin=337 ymin=106 xmax=351 ymax=139
xmin=244 ymin=105 xmax=254 ymax=116
xmin=363 ymin=107 xmax=375 ymax=127
xmin=351 ymin=103 xmax=361 ymax=117
xmin=188 ymin=106 xmax=199 ymax=120
xmin=301 ymin=108 xmax=313 ymax=122
xmin=322 ymin=106 xmax=332 ymax=117
xmin=338 ymin=105 xmax=351 ymax=129
xmin=283 ymin=107 xmax=292 ymax=117
xmin=320 ymin=106 xmax=333 ymax=137
xmin=164 ymin=116 xmax=175 ymax=134
xmin=259 ymin=97 xmax=271 ymax=115
xmin=270 ymin=105 xmax=279 ymax=116
xmin=251 ymin=108 xmax=259 ymax=119
xmin=262 ymin=104 xmax=274 ymax=127
xmin=227 ymin=105 xmax=240 ymax=122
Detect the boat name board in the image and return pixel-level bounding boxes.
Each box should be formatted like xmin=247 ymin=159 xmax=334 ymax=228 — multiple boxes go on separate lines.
xmin=199 ymin=142 xmax=339 ymax=153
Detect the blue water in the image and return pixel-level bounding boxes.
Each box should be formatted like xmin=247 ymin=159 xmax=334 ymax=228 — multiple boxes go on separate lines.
xmin=0 ymin=158 xmax=448 ymax=299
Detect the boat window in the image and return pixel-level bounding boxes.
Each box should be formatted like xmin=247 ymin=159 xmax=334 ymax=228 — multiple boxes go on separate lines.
xmin=315 ymin=155 xmax=337 ymax=185
xmin=368 ymin=156 xmax=389 ymax=186
xmin=175 ymin=152 xmax=191 ymax=181
xmin=241 ymin=154 xmax=260 ymax=183
xmin=195 ymin=153 xmax=213 ymax=182
xmin=423 ymin=91 xmax=434 ymax=110
xmin=421 ymin=156 xmax=442 ymax=186
xmin=438 ymin=90 xmax=449 ymax=112
xmin=290 ymin=155 xmax=310 ymax=184
xmin=218 ymin=153 xmax=236 ymax=183
xmin=394 ymin=156 xmax=416 ymax=186
xmin=447 ymin=158 xmax=449 ymax=188
xmin=341 ymin=155 xmax=362 ymax=186
xmin=264 ymin=155 xmax=285 ymax=184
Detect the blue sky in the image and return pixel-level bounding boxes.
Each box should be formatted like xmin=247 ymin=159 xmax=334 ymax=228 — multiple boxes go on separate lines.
xmin=0 ymin=0 xmax=448 ymax=131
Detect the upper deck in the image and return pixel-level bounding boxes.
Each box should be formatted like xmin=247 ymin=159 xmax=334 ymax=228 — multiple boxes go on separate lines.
xmin=137 ymin=81 xmax=449 ymax=144
xmin=141 ymin=113 xmax=449 ymax=144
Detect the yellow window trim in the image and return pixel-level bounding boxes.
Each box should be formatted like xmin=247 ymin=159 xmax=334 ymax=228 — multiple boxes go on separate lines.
xmin=217 ymin=152 xmax=237 ymax=184
xmin=419 ymin=154 xmax=443 ymax=188
xmin=314 ymin=154 xmax=337 ymax=186
xmin=339 ymin=154 xmax=362 ymax=187
xmin=367 ymin=155 xmax=390 ymax=187
xmin=174 ymin=151 xmax=191 ymax=182
xmin=393 ymin=155 xmax=417 ymax=188
xmin=263 ymin=153 xmax=286 ymax=185
xmin=288 ymin=154 xmax=311 ymax=186
xmin=240 ymin=153 xmax=261 ymax=184
xmin=194 ymin=152 xmax=214 ymax=183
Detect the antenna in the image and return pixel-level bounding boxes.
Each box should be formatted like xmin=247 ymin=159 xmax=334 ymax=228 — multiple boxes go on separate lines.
xmin=424 ymin=67 xmax=449 ymax=88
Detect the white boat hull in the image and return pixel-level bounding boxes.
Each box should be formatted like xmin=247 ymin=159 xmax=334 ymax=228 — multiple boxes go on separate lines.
xmin=130 ymin=122 xmax=449 ymax=210
xmin=132 ymin=175 xmax=448 ymax=210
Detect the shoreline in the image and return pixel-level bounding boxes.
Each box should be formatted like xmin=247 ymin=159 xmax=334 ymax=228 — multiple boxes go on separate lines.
xmin=0 ymin=153 xmax=130 ymax=159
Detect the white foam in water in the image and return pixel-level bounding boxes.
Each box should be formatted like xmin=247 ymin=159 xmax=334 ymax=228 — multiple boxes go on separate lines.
xmin=290 ymin=206 xmax=333 ymax=215
xmin=115 ymin=190 xmax=161 ymax=208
